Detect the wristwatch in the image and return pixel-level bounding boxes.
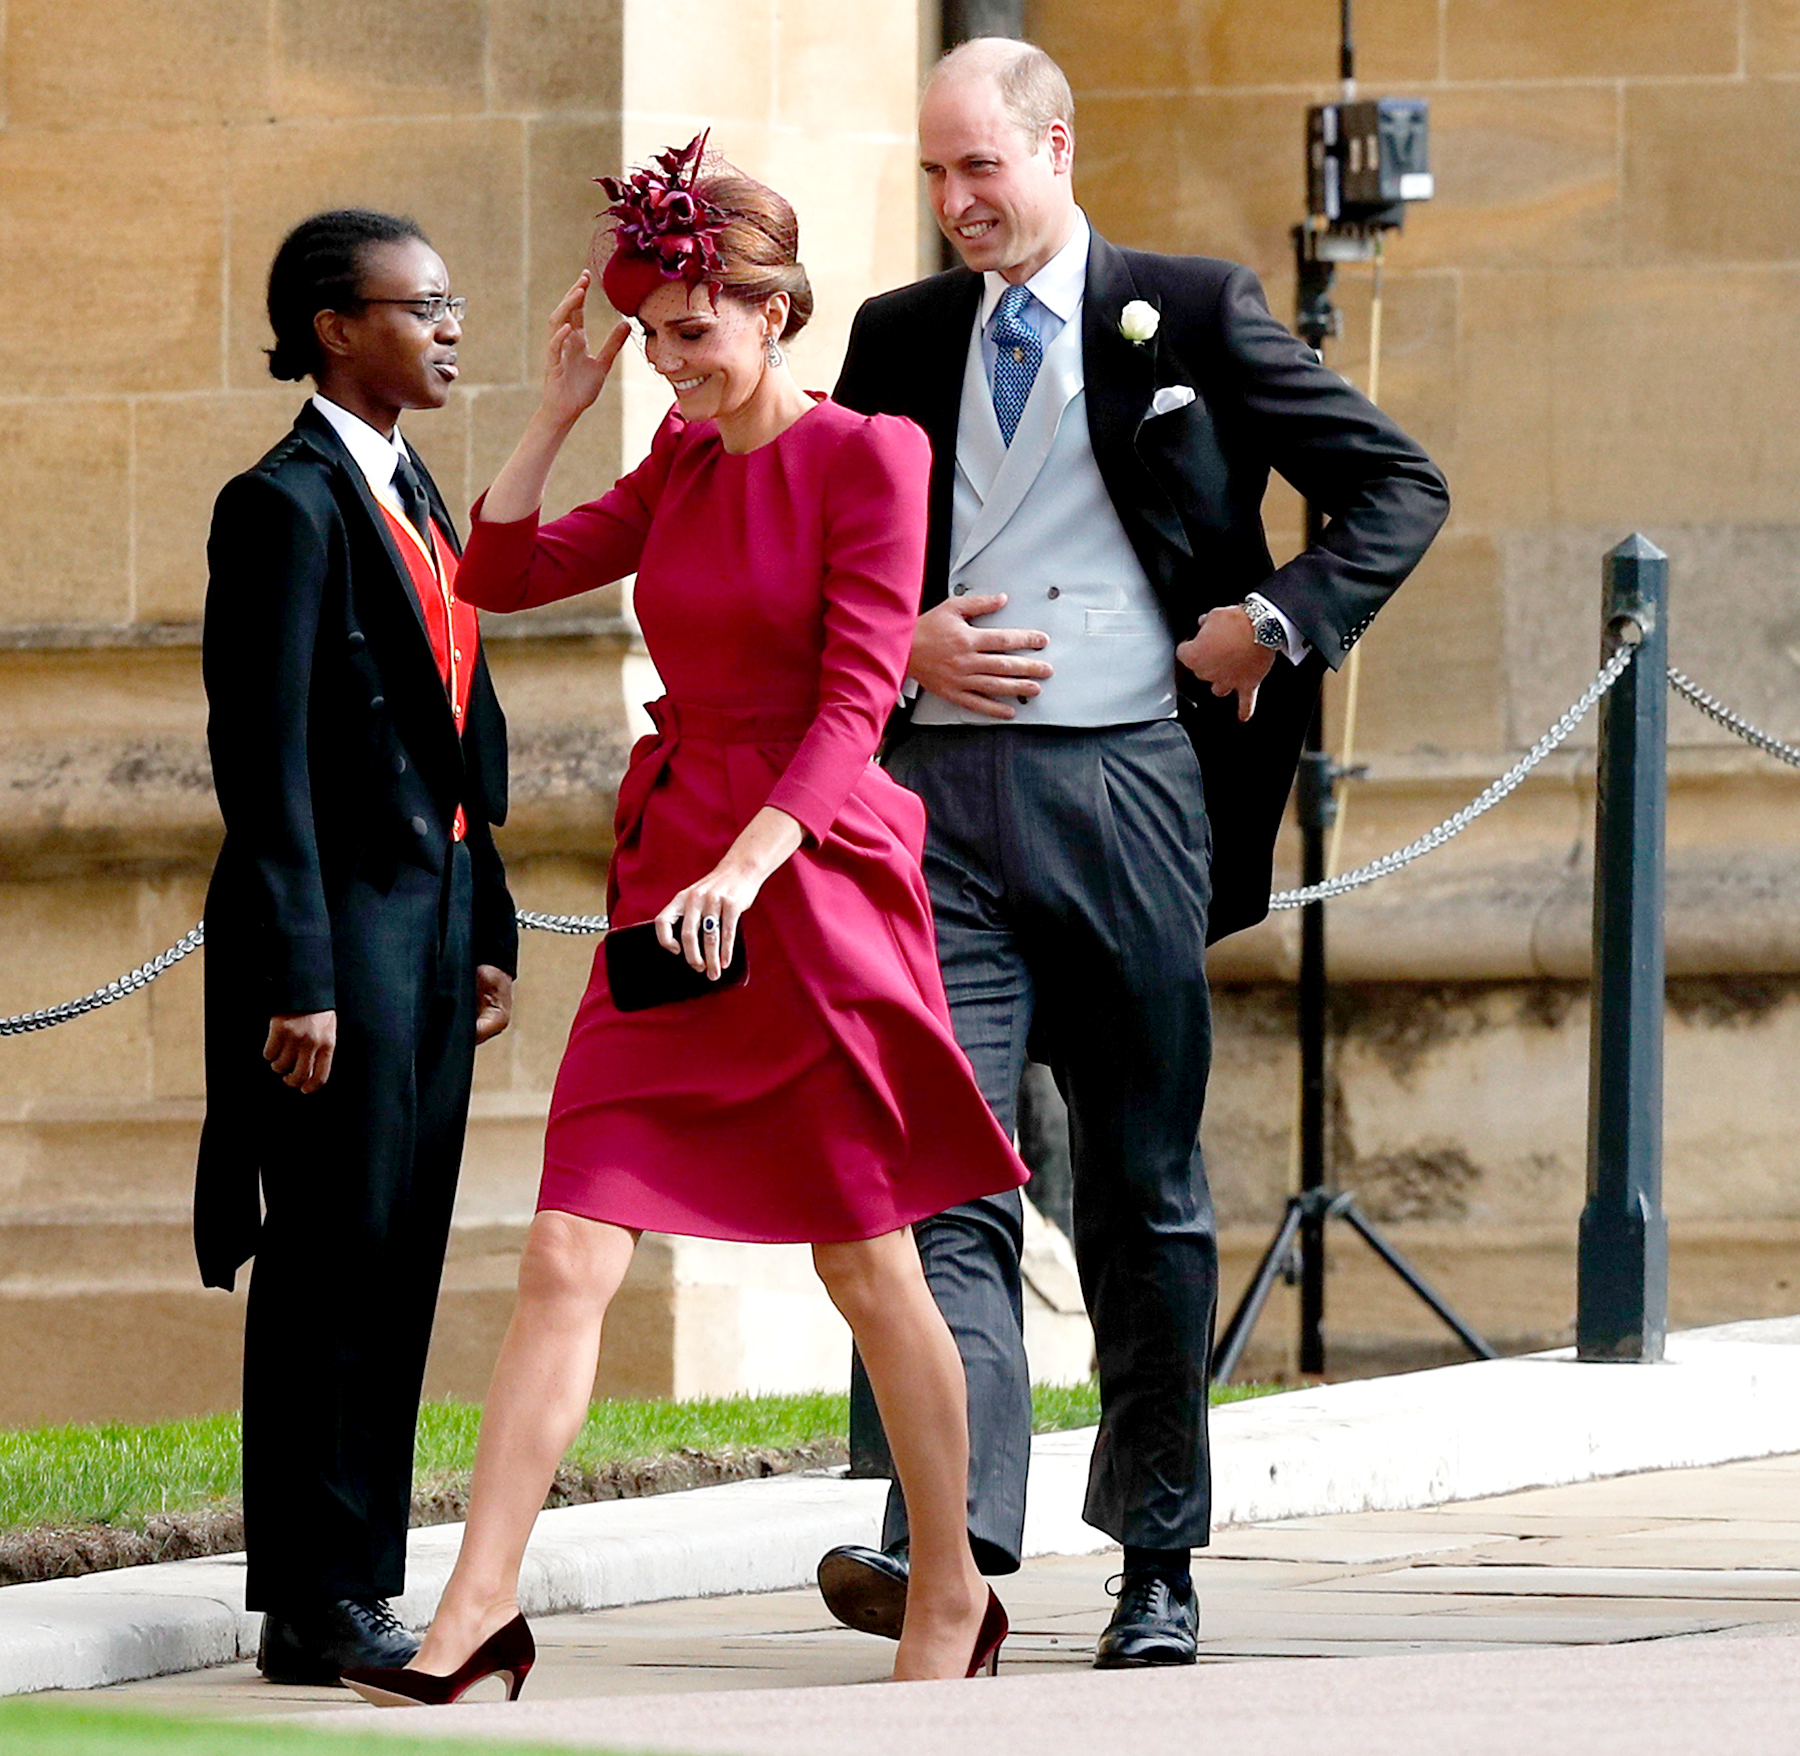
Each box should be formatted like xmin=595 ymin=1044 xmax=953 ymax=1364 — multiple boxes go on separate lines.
xmin=1240 ymin=596 xmax=1289 ymax=651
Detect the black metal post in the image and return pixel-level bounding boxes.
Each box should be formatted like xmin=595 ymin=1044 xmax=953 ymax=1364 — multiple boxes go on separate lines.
xmin=1577 ymin=536 xmax=1669 ymax=1361
xmin=943 ymin=0 xmax=1023 ymax=45
xmin=1296 ymin=691 xmax=1332 ymax=1378
xmin=1291 ymin=226 xmax=1336 ymax=1378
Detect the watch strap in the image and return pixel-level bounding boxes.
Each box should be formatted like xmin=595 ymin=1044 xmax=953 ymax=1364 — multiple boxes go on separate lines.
xmin=1240 ymin=596 xmax=1288 ymax=650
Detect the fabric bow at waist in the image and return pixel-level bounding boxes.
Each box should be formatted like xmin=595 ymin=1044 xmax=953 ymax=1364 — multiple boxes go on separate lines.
xmin=608 ymin=697 xmax=816 ymax=912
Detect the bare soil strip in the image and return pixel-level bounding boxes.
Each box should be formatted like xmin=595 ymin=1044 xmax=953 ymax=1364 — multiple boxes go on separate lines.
xmin=0 ymin=1440 xmax=848 ymax=1588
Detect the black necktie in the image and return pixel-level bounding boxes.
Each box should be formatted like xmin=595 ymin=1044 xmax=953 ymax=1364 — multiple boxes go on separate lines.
xmin=392 ymin=449 xmax=433 ymax=544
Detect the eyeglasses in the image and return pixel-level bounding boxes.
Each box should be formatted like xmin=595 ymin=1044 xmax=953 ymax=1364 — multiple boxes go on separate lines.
xmin=359 ymin=295 xmax=468 ymax=324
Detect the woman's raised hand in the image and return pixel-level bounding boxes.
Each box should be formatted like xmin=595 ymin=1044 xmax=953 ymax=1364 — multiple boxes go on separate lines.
xmin=542 ymin=272 xmax=631 ymax=429
xmin=477 ymin=272 xmax=632 ymax=524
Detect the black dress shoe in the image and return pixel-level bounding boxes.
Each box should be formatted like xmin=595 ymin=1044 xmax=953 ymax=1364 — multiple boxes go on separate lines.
xmin=1092 ymin=1569 xmax=1200 ymax=1668
xmin=257 ymin=1597 xmax=421 ymax=1685
xmin=817 ymin=1542 xmax=909 ymax=1640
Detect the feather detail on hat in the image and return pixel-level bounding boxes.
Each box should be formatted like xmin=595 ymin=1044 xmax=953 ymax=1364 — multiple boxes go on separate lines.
xmin=593 ymin=131 xmax=729 ymax=317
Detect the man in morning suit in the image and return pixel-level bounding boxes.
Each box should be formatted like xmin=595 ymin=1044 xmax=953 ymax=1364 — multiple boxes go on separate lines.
xmin=197 ymin=211 xmax=518 ymax=1684
xmin=818 ymin=40 xmax=1449 ymax=1665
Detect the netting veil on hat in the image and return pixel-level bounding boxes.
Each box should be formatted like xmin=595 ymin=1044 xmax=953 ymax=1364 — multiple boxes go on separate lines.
xmin=593 ymin=131 xmax=733 ymax=318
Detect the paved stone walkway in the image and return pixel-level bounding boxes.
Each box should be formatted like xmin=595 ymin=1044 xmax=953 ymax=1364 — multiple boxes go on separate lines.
xmin=70 ymin=1449 xmax=1800 ymax=1750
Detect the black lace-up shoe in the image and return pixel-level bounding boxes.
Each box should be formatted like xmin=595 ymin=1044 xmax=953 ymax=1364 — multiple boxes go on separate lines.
xmin=257 ymin=1597 xmax=421 ymax=1685
xmin=1092 ymin=1569 xmax=1200 ymax=1668
xmin=817 ymin=1542 xmax=910 ymax=1640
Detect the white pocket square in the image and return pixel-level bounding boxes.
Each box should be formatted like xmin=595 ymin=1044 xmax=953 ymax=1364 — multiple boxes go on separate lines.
xmin=1149 ymin=384 xmax=1196 ymax=417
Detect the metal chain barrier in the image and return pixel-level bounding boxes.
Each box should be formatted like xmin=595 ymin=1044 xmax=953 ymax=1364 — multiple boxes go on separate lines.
xmin=1268 ymin=643 xmax=1638 ymax=910
xmin=14 ymin=644 xmax=1800 ymax=1033
xmin=515 ymin=910 xmax=611 ymax=937
xmin=0 ymin=924 xmax=208 ymax=1038
xmin=1668 ymin=667 xmax=1800 ymax=769
xmin=0 ymin=913 xmax=605 ymax=1039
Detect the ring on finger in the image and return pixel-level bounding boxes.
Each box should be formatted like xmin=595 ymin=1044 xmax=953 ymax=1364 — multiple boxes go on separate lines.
xmin=701 ymin=916 xmax=719 ymax=936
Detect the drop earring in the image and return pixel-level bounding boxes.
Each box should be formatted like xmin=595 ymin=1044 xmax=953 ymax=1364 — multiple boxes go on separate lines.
xmin=765 ymin=335 xmax=784 ymax=368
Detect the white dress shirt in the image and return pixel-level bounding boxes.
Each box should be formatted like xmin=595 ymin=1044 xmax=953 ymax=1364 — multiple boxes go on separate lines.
xmin=310 ymin=393 xmax=426 ymax=537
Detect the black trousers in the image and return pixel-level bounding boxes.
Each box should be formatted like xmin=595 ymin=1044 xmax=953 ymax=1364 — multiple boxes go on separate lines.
xmin=241 ymin=843 xmax=476 ymax=1609
xmin=864 ymin=721 xmax=1218 ymax=1567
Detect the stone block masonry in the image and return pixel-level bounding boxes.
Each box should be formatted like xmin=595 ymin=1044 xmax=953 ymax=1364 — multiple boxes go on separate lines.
xmin=0 ymin=0 xmax=930 ymax=1418
xmin=9 ymin=1 xmax=1800 ymax=1413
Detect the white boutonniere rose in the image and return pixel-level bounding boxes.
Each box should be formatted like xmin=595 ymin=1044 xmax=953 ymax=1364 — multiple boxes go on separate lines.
xmin=1119 ymin=300 xmax=1160 ymax=345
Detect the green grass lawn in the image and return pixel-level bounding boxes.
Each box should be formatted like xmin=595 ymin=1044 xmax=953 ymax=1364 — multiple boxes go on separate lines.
xmin=0 ymin=1379 xmax=1276 ymax=1536
xmin=0 ymin=1698 xmax=640 ymax=1756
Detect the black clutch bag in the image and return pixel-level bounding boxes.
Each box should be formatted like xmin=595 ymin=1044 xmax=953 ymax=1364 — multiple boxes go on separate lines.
xmin=603 ymin=918 xmax=748 ymax=1012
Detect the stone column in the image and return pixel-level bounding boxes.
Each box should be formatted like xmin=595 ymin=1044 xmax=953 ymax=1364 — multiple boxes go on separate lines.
xmin=0 ymin=0 xmax=948 ymax=1424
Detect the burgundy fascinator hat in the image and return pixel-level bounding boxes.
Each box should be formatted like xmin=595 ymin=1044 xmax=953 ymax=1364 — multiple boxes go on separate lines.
xmin=594 ymin=131 xmax=730 ymax=318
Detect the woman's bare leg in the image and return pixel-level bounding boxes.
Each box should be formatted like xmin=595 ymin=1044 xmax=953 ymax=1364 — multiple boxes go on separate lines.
xmin=411 ymin=1211 xmax=638 ymax=1674
xmin=813 ymin=1230 xmax=988 ymax=1682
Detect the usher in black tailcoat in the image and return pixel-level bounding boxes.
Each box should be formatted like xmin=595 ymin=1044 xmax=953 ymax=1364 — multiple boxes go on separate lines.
xmin=834 ymin=229 xmax=1449 ymax=1566
xmin=837 ymin=232 xmax=1450 ymax=941
xmin=197 ymin=401 xmax=516 ymax=1608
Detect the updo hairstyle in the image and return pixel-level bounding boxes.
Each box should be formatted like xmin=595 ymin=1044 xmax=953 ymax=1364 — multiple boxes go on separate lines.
xmin=265 ymin=209 xmax=430 ymax=383
xmin=693 ymin=174 xmax=814 ymax=341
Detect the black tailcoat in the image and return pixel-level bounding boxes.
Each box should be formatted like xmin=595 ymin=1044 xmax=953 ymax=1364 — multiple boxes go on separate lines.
xmin=197 ymin=403 xmax=518 ymax=1605
xmin=834 ymin=231 xmax=1451 ymax=940
xmin=196 ymin=403 xmax=516 ymax=1293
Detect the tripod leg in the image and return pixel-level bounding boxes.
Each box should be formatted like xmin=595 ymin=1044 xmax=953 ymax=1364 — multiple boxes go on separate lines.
xmin=1214 ymin=1199 xmax=1305 ymax=1385
xmin=1337 ymin=1198 xmax=1499 ymax=1361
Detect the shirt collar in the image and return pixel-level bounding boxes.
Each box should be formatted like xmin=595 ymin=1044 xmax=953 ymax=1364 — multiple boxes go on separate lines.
xmin=310 ymin=392 xmax=410 ymax=498
xmin=979 ymin=209 xmax=1091 ymax=330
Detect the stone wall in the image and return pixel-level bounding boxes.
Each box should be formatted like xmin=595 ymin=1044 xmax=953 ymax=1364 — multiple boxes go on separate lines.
xmin=0 ymin=0 xmax=932 ymax=1424
xmin=1029 ymin=0 xmax=1800 ymax=875
xmin=7 ymin=2 xmax=1800 ymax=1418
xmin=1030 ymin=0 xmax=1800 ymax=1372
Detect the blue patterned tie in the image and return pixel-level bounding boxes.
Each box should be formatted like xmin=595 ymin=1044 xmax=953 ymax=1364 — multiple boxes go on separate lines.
xmin=990 ymin=283 xmax=1043 ymax=447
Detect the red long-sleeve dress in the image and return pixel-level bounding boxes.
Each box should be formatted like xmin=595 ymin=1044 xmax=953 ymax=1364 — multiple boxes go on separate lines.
xmin=458 ymin=396 xmax=1029 ymax=1242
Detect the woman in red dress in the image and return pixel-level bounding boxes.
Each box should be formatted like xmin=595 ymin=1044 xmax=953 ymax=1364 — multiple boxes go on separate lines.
xmin=345 ymin=140 xmax=1028 ymax=1703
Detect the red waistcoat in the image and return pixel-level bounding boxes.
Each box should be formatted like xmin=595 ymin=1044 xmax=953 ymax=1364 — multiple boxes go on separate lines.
xmin=379 ymin=503 xmax=479 ymax=841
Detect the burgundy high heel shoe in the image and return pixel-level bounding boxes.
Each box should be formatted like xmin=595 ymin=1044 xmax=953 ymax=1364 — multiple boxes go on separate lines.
xmin=341 ymin=1612 xmax=535 ymax=1707
xmin=966 ymin=1588 xmax=1009 ymax=1677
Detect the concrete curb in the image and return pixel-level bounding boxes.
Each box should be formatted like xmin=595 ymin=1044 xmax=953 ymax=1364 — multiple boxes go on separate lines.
xmin=4 ymin=1317 xmax=1798 ymax=1698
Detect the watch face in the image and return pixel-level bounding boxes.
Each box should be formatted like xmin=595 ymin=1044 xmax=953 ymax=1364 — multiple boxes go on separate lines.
xmin=1253 ymin=615 xmax=1285 ymax=649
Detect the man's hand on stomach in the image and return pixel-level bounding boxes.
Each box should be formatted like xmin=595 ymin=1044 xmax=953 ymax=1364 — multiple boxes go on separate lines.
xmin=909 ymin=593 xmax=1053 ymax=720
